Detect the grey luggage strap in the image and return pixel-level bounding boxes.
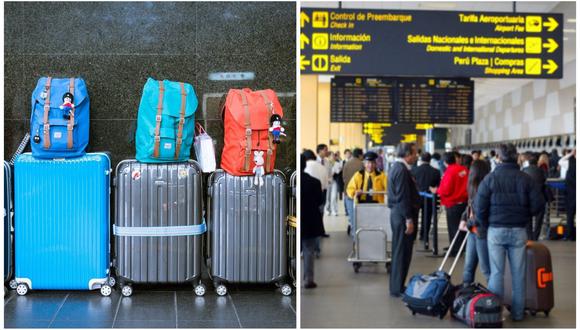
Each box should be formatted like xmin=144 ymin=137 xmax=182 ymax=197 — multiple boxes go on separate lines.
xmin=113 ymin=222 xmax=206 ymax=237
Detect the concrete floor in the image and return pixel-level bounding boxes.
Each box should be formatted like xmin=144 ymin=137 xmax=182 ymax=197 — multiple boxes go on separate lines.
xmin=301 ymin=208 xmax=576 ymax=328
xmin=4 ymin=282 xmax=296 ymax=328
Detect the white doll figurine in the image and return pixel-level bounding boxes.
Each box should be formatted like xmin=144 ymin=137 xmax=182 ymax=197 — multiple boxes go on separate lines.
xmin=269 ymin=114 xmax=286 ymax=144
xmin=253 ymin=150 xmax=265 ymax=186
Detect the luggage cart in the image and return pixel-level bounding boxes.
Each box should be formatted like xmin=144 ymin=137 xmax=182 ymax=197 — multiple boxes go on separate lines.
xmin=347 ymin=191 xmax=392 ymax=273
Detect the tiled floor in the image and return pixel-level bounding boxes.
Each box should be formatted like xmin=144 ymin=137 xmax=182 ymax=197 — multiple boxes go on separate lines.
xmin=302 ymin=209 xmax=576 ymax=328
xmin=4 ymin=283 xmax=296 ymax=328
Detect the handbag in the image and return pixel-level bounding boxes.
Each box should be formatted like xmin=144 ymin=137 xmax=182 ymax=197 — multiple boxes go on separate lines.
xmin=193 ymin=123 xmax=216 ymax=173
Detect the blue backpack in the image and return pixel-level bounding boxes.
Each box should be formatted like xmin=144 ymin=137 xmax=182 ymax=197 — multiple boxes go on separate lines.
xmin=30 ymin=77 xmax=89 ymax=159
xmin=135 ymin=78 xmax=198 ymax=163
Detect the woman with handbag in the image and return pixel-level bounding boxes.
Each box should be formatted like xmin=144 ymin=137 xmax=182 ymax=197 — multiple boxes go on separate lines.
xmin=460 ymin=159 xmax=492 ymax=285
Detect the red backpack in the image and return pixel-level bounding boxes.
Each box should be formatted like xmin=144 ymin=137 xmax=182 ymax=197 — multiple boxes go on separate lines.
xmin=221 ymin=88 xmax=283 ymax=176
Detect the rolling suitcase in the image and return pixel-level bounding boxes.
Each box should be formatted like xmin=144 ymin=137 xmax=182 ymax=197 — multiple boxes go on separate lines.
xmin=113 ymin=160 xmax=206 ymax=297
xmin=504 ymin=241 xmax=554 ymax=316
xmin=403 ymin=230 xmax=469 ymax=319
xmin=288 ymin=171 xmax=297 ymax=286
xmin=207 ymin=170 xmax=292 ymax=296
xmin=452 ymin=283 xmax=503 ymax=328
xmin=4 ymin=161 xmax=15 ymax=290
xmin=13 ymin=153 xmax=113 ymax=296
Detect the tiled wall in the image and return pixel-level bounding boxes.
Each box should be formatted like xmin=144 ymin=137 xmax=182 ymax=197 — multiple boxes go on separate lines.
xmin=451 ymin=59 xmax=576 ymax=147
xmin=5 ymin=2 xmax=296 ymax=171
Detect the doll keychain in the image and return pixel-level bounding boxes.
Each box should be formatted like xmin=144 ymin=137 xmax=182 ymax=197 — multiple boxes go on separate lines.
xmin=269 ymin=114 xmax=286 ymax=144
xmin=60 ymin=92 xmax=74 ymax=119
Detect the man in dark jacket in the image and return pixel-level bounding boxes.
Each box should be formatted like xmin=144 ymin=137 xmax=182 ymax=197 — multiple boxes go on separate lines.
xmin=474 ymin=144 xmax=545 ymax=321
xmin=387 ymin=142 xmax=420 ymax=297
xmin=522 ymin=152 xmax=547 ymax=240
xmin=564 ymin=149 xmax=575 ymax=241
xmin=300 ymin=153 xmax=325 ymax=289
xmin=411 ymin=152 xmax=441 ymax=248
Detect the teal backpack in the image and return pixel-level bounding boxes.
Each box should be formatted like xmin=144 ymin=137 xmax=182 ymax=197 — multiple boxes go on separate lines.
xmin=135 ymin=78 xmax=198 ymax=163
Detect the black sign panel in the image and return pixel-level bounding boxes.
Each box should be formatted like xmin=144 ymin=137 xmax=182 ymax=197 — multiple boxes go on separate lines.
xmin=331 ymin=76 xmax=474 ymax=124
xmin=301 ymin=8 xmax=563 ymax=78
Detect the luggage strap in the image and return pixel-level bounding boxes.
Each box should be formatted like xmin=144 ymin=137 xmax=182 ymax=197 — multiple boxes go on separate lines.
xmin=67 ymin=78 xmax=75 ymax=149
xmin=152 ymin=81 xmax=165 ymax=158
xmin=239 ymin=90 xmax=252 ymax=172
xmin=174 ymin=82 xmax=187 ymax=159
xmin=259 ymin=90 xmax=275 ymax=173
xmin=113 ymin=222 xmax=206 ymax=237
xmin=42 ymin=77 xmax=52 ymax=149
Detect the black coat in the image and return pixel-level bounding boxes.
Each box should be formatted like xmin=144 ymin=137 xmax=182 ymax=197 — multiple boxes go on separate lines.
xmin=474 ymin=163 xmax=545 ymax=229
xmin=300 ymin=172 xmax=325 ymax=239
xmin=388 ymin=161 xmax=421 ymax=219
xmin=566 ymin=156 xmax=576 ymax=207
xmin=411 ymin=163 xmax=441 ymax=192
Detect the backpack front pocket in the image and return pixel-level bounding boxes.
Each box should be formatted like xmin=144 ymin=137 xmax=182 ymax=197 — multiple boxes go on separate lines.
xmin=150 ymin=127 xmax=177 ymax=159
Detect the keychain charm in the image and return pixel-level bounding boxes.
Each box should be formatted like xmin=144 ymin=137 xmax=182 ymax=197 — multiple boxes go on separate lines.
xmin=269 ymin=114 xmax=286 ymax=144
xmin=253 ymin=150 xmax=265 ymax=187
xmin=60 ymin=92 xmax=74 ymax=119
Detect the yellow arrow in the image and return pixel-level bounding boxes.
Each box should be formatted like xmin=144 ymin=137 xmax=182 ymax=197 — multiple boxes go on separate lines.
xmin=300 ymin=12 xmax=310 ymax=28
xmin=300 ymin=55 xmax=310 ymax=70
xmin=543 ymin=17 xmax=559 ymax=32
xmin=542 ymin=38 xmax=558 ymax=53
xmin=542 ymin=59 xmax=558 ymax=74
xmin=300 ymin=33 xmax=310 ymax=49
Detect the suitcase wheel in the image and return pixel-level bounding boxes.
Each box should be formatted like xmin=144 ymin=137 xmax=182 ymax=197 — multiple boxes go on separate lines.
xmin=8 ymin=279 xmax=18 ymax=290
xmin=194 ymin=284 xmax=206 ymax=297
xmin=216 ymin=284 xmax=228 ymax=296
xmin=100 ymin=285 xmax=112 ymax=297
xmin=121 ymin=285 xmax=133 ymax=297
xmin=108 ymin=277 xmax=116 ymax=287
xmin=544 ymin=310 xmax=550 ymax=317
xmin=280 ymin=284 xmax=293 ymax=296
xmin=530 ymin=310 xmax=537 ymax=317
xmin=15 ymin=283 xmax=28 ymax=296
xmin=411 ymin=311 xmax=416 ymax=316
xmin=353 ymin=262 xmax=361 ymax=273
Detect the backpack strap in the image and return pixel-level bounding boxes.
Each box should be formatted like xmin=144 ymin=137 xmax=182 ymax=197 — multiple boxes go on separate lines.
xmin=239 ymin=90 xmax=252 ymax=172
xmin=152 ymin=80 xmax=165 ymax=158
xmin=259 ymin=91 xmax=275 ymax=173
xmin=174 ymin=82 xmax=187 ymax=159
xmin=67 ymin=78 xmax=75 ymax=149
xmin=42 ymin=77 xmax=52 ymax=149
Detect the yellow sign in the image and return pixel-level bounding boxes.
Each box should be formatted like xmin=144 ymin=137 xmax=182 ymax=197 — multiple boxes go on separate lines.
xmin=312 ymin=11 xmax=329 ymax=28
xmin=300 ymin=12 xmax=310 ymax=28
xmin=312 ymin=33 xmax=329 ymax=50
xmin=543 ymin=17 xmax=559 ymax=32
xmin=525 ymin=37 xmax=542 ymax=54
xmin=300 ymin=55 xmax=310 ymax=70
xmin=543 ymin=59 xmax=558 ymax=74
xmin=525 ymin=58 xmax=541 ymax=75
xmin=300 ymin=33 xmax=310 ymax=49
xmin=525 ymin=16 xmax=542 ymax=32
xmin=401 ymin=134 xmax=417 ymax=143
xmin=415 ymin=124 xmax=434 ymax=130
xmin=312 ymin=54 xmax=329 ymax=72
xmin=543 ymin=38 xmax=559 ymax=53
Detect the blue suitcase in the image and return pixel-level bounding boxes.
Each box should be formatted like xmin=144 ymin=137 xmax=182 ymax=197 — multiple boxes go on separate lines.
xmin=13 ymin=153 xmax=114 ymax=296
xmin=4 ymin=161 xmax=14 ymax=288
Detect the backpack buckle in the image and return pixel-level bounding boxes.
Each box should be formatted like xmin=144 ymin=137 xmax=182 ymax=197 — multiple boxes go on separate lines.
xmin=67 ymin=124 xmax=74 ymax=131
xmin=179 ymin=118 xmax=185 ymax=124
xmin=43 ymin=124 xmax=50 ymax=133
xmin=156 ymin=115 xmax=162 ymax=122
xmin=267 ymin=149 xmax=273 ymax=155
xmin=245 ymin=128 xmax=252 ymax=136
xmin=154 ymin=136 xmax=161 ymax=142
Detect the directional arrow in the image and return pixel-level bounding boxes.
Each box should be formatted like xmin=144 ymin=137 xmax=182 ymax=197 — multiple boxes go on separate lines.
xmin=300 ymin=55 xmax=310 ymax=70
xmin=300 ymin=12 xmax=310 ymax=28
xmin=542 ymin=38 xmax=559 ymax=53
xmin=543 ymin=17 xmax=559 ymax=32
xmin=300 ymin=33 xmax=310 ymax=49
xmin=542 ymin=59 xmax=558 ymax=74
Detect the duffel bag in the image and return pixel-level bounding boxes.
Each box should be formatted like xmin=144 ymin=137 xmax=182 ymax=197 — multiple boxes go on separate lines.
xmin=135 ymin=78 xmax=198 ymax=163
xmin=30 ymin=77 xmax=89 ymax=158
xmin=452 ymin=283 xmax=503 ymax=328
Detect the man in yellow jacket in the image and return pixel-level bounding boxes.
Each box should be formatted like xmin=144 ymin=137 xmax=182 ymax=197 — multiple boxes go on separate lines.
xmin=346 ymin=151 xmax=388 ymax=205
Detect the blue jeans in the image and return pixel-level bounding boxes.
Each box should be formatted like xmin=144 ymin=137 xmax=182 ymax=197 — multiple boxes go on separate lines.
xmin=345 ymin=197 xmax=354 ymax=239
xmin=462 ymin=233 xmax=491 ymax=284
xmin=487 ymin=227 xmax=527 ymax=320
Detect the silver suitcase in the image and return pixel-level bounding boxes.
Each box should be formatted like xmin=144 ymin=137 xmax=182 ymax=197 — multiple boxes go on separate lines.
xmin=207 ymin=170 xmax=292 ymax=296
xmin=113 ymin=160 xmax=206 ymax=297
xmin=288 ymin=171 xmax=297 ymax=286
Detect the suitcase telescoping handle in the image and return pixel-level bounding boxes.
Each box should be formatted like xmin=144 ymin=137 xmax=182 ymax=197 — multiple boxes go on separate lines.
xmin=438 ymin=229 xmax=470 ymax=275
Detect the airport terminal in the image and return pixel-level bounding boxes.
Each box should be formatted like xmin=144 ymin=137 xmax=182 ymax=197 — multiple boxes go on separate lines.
xmin=300 ymin=1 xmax=576 ymax=328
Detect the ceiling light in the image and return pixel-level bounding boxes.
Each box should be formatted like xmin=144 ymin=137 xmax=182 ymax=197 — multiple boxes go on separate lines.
xmin=567 ymin=19 xmax=576 ymax=23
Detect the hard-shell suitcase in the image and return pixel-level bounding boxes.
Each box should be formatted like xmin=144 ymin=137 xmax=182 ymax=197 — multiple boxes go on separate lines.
xmin=288 ymin=171 xmax=297 ymax=286
xmin=113 ymin=160 xmax=206 ymax=297
xmin=403 ymin=230 xmax=469 ymax=319
xmin=13 ymin=153 xmax=113 ymax=296
xmin=207 ymin=170 xmax=292 ymax=296
xmin=452 ymin=283 xmax=503 ymax=328
xmin=504 ymin=241 xmax=554 ymax=316
xmin=4 ymin=161 xmax=14 ymax=288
